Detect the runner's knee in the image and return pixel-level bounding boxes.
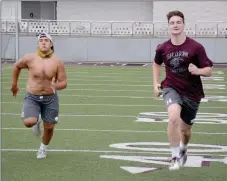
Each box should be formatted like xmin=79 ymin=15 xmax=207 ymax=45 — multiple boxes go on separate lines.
xmin=180 ymin=127 xmax=191 ymax=137
xmin=43 ymin=122 xmax=55 ymax=132
xmin=24 ymin=117 xmax=38 ymax=127
xmin=180 ymin=121 xmax=191 ymax=136
xmin=168 ymin=104 xmax=181 ymax=126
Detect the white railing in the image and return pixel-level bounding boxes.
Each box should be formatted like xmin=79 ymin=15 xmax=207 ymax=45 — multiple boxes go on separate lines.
xmin=1 ymin=19 xmax=227 ymax=38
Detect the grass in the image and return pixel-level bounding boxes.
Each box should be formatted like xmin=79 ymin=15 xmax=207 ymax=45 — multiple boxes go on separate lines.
xmin=1 ymin=64 xmax=227 ymax=181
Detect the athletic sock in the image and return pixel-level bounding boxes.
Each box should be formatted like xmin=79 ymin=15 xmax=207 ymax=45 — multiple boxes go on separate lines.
xmin=171 ymin=147 xmax=180 ymax=158
xmin=180 ymin=141 xmax=187 ymax=150
xmin=40 ymin=142 xmax=48 ymax=151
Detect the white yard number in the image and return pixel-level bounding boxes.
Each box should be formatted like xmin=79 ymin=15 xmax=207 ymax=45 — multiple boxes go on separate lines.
xmin=100 ymin=142 xmax=227 ymax=174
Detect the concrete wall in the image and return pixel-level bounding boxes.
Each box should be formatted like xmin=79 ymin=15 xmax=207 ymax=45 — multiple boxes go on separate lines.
xmin=1 ymin=0 xmax=227 ymax=63
xmin=57 ymin=1 xmax=153 ymax=21
xmin=1 ymin=1 xmax=21 ymax=20
xmin=153 ymin=1 xmax=227 ymax=22
xmin=2 ymin=1 xmax=227 ymax=22
xmin=1 ymin=34 xmax=227 ymax=63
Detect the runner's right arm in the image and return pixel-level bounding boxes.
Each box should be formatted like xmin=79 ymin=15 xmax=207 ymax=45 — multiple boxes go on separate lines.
xmin=11 ymin=54 xmax=31 ymax=86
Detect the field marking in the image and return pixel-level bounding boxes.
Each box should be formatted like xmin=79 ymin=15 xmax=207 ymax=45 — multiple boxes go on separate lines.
xmin=1 ymin=82 xmax=153 ymax=87
xmin=2 ymin=82 xmax=227 ymax=88
xmin=3 ymin=75 xmax=155 ymax=80
xmin=213 ymin=71 xmax=225 ymax=75
xmin=1 ymin=76 xmax=225 ymax=82
xmin=1 ymin=66 xmax=226 ymax=75
xmin=1 ymin=112 xmax=135 ymax=118
xmin=2 ymin=127 xmax=227 ymax=135
xmin=2 ymin=93 xmax=227 ymax=100
xmin=101 ymin=141 xmax=227 ymax=173
xmin=2 ymin=72 xmax=131 ymax=75
xmin=1 ymin=101 xmax=165 ymax=107
xmin=1 ymin=71 xmax=154 ymax=75
xmin=136 ymin=112 xmax=227 ymax=124
xmin=0 ymin=66 xmax=175 ymax=71
xmin=3 ymin=87 xmax=227 ymax=94
xmin=2 ymin=73 xmax=155 ymax=78
xmin=3 ymin=87 xmax=154 ymax=92
xmin=2 ymin=69 xmax=226 ymax=75
xmin=1 ymin=148 xmax=227 ymax=156
xmin=1 ymin=101 xmax=226 ymax=108
xmin=201 ymin=77 xmax=224 ymax=81
xmin=2 ymin=78 xmax=156 ymax=83
xmin=1 ymin=94 xmax=161 ymax=99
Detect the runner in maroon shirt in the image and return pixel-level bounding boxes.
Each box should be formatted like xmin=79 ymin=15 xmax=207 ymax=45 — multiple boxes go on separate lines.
xmin=153 ymin=10 xmax=213 ymax=171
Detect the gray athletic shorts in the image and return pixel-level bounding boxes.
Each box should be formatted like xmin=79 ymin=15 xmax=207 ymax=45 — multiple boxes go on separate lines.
xmin=162 ymin=87 xmax=200 ymax=125
xmin=22 ymin=91 xmax=59 ymax=124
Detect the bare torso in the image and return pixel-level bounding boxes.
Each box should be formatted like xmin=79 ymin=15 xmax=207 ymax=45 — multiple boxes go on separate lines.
xmin=26 ymin=54 xmax=59 ymax=95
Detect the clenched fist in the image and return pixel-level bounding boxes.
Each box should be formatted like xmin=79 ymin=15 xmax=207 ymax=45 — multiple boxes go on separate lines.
xmin=10 ymin=84 xmax=19 ymax=97
xmin=188 ymin=63 xmax=200 ymax=75
xmin=154 ymin=83 xmax=162 ymax=97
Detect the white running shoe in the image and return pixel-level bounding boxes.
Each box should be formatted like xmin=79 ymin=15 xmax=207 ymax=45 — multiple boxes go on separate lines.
xmin=37 ymin=149 xmax=47 ymax=159
xmin=32 ymin=120 xmax=41 ymax=137
xmin=21 ymin=112 xmax=24 ymax=120
xmin=169 ymin=157 xmax=180 ymax=171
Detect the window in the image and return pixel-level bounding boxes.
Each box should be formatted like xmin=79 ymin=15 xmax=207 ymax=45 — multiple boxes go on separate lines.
xmin=21 ymin=1 xmax=57 ymax=20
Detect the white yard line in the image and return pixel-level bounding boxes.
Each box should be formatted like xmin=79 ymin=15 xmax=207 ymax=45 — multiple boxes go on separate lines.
xmin=1 ymin=82 xmax=154 ymax=87
xmin=2 ymin=127 xmax=227 ymax=135
xmin=2 ymin=78 xmax=155 ymax=83
xmin=1 ymin=102 xmax=227 ymax=108
xmin=1 ymin=67 xmax=226 ymax=73
xmin=0 ymin=94 xmax=158 ymax=99
xmin=3 ymin=87 xmax=227 ymax=94
xmin=2 ymin=87 xmax=154 ymax=92
xmin=1 ymin=112 xmax=136 ymax=118
xmin=1 ymin=148 xmax=226 ymax=156
xmin=2 ymin=82 xmax=227 ymax=87
xmin=0 ymin=102 xmax=165 ymax=107
xmin=2 ymin=69 xmax=225 ymax=75
xmin=1 ymin=76 xmax=225 ymax=82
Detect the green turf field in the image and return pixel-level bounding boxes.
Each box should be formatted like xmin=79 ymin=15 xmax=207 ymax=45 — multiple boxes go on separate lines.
xmin=1 ymin=65 xmax=227 ymax=181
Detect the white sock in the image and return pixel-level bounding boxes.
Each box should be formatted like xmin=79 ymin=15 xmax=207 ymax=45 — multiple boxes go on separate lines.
xmin=171 ymin=147 xmax=180 ymax=158
xmin=180 ymin=141 xmax=187 ymax=150
xmin=40 ymin=143 xmax=48 ymax=150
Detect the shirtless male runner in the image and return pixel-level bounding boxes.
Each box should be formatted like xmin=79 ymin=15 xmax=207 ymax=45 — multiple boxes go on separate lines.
xmin=152 ymin=10 xmax=213 ymax=170
xmin=10 ymin=32 xmax=67 ymax=159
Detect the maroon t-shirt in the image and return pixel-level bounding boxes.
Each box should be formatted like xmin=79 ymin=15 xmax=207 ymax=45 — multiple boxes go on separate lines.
xmin=154 ymin=37 xmax=213 ymax=101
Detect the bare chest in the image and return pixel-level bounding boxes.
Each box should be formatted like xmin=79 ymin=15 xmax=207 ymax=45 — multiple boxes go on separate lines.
xmin=28 ymin=58 xmax=58 ymax=80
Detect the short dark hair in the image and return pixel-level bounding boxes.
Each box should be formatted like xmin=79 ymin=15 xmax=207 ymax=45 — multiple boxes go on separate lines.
xmin=167 ymin=10 xmax=185 ymax=23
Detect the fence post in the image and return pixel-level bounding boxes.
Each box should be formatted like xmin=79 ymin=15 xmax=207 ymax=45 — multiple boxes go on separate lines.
xmin=15 ymin=1 xmax=19 ymax=60
xmin=0 ymin=1 xmax=2 ymax=61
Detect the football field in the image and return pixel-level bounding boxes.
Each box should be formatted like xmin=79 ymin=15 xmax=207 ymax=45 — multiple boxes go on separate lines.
xmin=1 ymin=64 xmax=227 ymax=181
